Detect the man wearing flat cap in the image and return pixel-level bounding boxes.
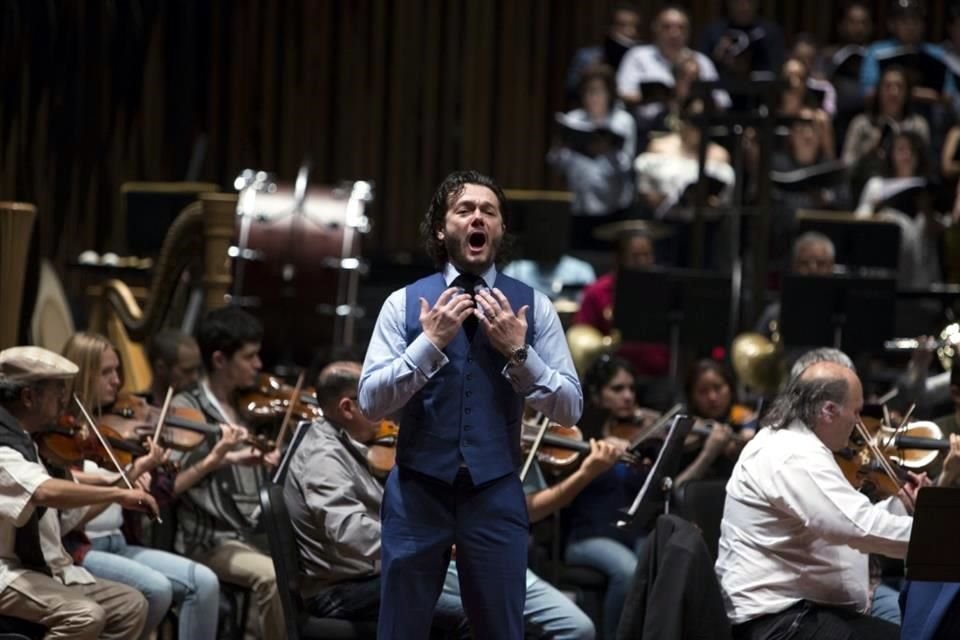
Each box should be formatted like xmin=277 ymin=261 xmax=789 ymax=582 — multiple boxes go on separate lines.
xmin=0 ymin=346 xmax=157 ymax=639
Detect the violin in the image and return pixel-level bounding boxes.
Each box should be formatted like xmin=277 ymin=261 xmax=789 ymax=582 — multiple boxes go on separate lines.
xmin=238 ymin=373 xmax=323 ymax=426
xmin=103 ymin=392 xmax=217 ymax=452
xmin=520 ymin=416 xmax=642 ymax=472
xmin=834 ymin=417 xmax=923 ymax=501
xmin=38 ymin=415 xmax=146 ymax=470
xmin=367 ymin=421 xmax=399 ymax=478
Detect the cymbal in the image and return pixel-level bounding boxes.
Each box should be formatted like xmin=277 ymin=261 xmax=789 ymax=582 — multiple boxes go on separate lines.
xmin=592 ymin=219 xmax=673 ymax=242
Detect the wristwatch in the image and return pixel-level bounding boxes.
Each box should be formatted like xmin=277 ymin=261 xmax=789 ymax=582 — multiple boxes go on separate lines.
xmin=508 ymin=345 xmax=528 ymax=367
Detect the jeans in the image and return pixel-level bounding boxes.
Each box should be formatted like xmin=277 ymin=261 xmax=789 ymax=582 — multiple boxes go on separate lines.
xmin=443 ymin=565 xmax=595 ymax=640
xmin=565 ymin=536 xmax=646 ymax=640
xmin=83 ymin=533 xmax=220 ymax=640
xmin=307 ymin=570 xmax=468 ymax=638
xmin=870 ymin=581 xmax=903 ymax=625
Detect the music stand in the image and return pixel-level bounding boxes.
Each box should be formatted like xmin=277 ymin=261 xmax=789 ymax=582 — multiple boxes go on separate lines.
xmin=614 ymin=267 xmax=733 ymax=378
xmin=795 ymin=211 xmax=901 ymax=272
xmin=615 ymin=414 xmax=695 ymax=533
xmin=906 ymin=487 xmax=960 ymax=581
xmin=779 ymin=274 xmax=896 ymax=356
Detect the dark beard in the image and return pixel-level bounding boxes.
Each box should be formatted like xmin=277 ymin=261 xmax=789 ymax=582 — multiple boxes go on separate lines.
xmin=444 ymin=233 xmax=501 ymax=274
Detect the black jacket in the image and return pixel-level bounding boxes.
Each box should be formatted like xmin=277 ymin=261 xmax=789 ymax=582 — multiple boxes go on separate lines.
xmin=617 ymin=514 xmax=732 ymax=640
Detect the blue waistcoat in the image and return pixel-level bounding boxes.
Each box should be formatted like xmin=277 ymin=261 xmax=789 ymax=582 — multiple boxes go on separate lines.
xmin=402 ymin=271 xmax=535 ymax=485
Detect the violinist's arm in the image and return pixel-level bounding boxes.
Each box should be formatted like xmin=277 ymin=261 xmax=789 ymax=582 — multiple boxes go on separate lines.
xmin=526 ymin=439 xmax=619 ymax=523
xmin=173 ymin=425 xmax=243 ymax=495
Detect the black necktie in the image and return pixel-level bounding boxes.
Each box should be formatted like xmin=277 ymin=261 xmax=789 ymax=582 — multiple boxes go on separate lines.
xmin=452 ymin=273 xmax=484 ymax=342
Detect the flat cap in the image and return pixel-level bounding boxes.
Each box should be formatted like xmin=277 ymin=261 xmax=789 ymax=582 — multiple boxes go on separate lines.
xmin=0 ymin=346 xmax=78 ymax=383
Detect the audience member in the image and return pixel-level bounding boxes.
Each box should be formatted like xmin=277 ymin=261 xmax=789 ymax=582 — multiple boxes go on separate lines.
xmin=778 ymin=58 xmax=836 ymax=160
xmin=566 ymin=3 xmax=643 ymax=102
xmin=700 ymin=0 xmax=785 ymax=78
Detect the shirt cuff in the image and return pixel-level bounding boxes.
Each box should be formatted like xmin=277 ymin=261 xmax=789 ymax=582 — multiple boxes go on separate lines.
xmin=403 ymin=333 xmax=449 ymax=378
xmin=502 ymin=345 xmax=547 ymax=392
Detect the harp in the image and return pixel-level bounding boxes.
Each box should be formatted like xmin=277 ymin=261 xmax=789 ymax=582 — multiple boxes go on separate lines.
xmin=0 ymin=202 xmax=37 ymax=350
xmin=89 ymin=193 xmax=236 ymax=392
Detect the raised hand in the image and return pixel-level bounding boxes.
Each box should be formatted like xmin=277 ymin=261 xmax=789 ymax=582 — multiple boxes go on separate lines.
xmin=474 ymin=288 xmax=528 ymax=358
xmin=419 ymin=287 xmax=475 ymax=349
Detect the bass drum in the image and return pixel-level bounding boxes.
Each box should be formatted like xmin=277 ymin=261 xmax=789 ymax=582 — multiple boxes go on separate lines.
xmin=231 ymin=174 xmax=371 ymax=368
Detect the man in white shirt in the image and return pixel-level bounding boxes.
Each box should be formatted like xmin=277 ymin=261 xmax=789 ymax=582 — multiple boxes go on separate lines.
xmin=0 ymin=346 xmax=156 ymax=639
xmin=616 ymin=5 xmax=731 ymax=109
xmin=716 ymin=361 xmax=919 ymax=640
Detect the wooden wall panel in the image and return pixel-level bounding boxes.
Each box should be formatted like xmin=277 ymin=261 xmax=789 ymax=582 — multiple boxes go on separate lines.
xmin=0 ymin=0 xmax=947 ymax=265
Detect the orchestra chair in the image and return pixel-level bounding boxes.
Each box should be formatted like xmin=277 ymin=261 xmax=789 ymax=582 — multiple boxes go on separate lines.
xmin=258 ymin=483 xmax=376 ymax=640
xmin=538 ymin=513 xmax=607 ymax=636
xmin=670 ymin=479 xmax=728 ymax=561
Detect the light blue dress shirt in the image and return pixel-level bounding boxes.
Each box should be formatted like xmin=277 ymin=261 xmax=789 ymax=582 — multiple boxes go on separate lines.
xmin=359 ymin=262 xmax=583 ymax=429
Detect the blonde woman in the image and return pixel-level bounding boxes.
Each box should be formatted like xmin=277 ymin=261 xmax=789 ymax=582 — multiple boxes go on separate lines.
xmin=62 ymin=332 xmax=220 ymax=640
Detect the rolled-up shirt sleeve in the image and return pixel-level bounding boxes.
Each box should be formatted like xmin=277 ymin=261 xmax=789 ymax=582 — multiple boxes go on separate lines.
xmin=0 ymin=447 xmax=51 ymax=527
xmin=359 ymin=289 xmax=449 ymax=420
xmin=503 ymin=290 xmax=583 ymax=427
xmin=770 ymin=452 xmax=913 ymax=559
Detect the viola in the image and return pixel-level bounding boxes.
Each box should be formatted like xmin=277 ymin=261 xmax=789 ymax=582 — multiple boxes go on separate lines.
xmin=367 ymin=420 xmax=399 ymax=478
xmin=104 ymin=392 xmax=217 ymax=451
xmin=38 ymin=415 xmax=146 ymax=470
xmin=238 ymin=373 xmax=323 ymax=426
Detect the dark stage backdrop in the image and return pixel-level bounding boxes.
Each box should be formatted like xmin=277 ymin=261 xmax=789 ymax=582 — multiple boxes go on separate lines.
xmin=0 ymin=0 xmax=949 ymax=264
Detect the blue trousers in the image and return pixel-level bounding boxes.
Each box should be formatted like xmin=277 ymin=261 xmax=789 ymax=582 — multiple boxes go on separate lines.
xmin=379 ymin=466 xmax=528 ymax=640
xmin=83 ymin=533 xmax=220 ymax=640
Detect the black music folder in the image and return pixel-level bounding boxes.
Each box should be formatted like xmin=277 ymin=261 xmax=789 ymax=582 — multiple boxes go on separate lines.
xmin=770 ymin=160 xmax=848 ymax=192
xmin=830 ymin=44 xmax=865 ymax=80
xmin=554 ymin=112 xmax=625 ymax=157
xmin=906 ymin=487 xmax=960 ymax=582
xmin=875 ymin=45 xmax=957 ymax=91
xmin=638 ymin=81 xmax=673 ymax=105
xmin=873 ymin=178 xmax=929 ymax=218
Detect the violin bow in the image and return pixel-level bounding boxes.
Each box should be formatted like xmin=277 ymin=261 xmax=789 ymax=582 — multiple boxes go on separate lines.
xmin=73 ymin=394 xmax=163 ymax=522
xmin=150 ymin=387 xmax=175 ymax=448
xmin=273 ymin=371 xmax=306 ymax=455
xmin=520 ymin=411 xmax=550 ymax=482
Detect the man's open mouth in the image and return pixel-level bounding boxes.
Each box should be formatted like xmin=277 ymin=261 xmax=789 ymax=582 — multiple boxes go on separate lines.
xmin=468 ymin=232 xmax=487 ymax=249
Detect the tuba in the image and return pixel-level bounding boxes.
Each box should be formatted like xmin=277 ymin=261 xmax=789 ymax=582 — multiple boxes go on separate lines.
xmin=566 ymin=324 xmax=621 ymax=376
xmin=730 ymin=327 xmax=784 ymax=395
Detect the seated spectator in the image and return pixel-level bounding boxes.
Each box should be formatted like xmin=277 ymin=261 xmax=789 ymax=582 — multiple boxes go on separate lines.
xmin=820 ymin=2 xmax=875 ymax=146
xmin=549 ymin=64 xmax=636 ymax=217
xmin=617 ymin=5 xmax=731 ymax=119
xmin=700 ymin=0 xmax=785 ymax=78
xmin=778 ymin=58 xmax=836 ymax=159
xmin=790 ymin=33 xmax=838 ymax=116
xmin=635 ymin=97 xmax=734 ymax=220
xmin=843 ymin=65 xmax=930 ymax=196
xmin=565 ymin=2 xmax=642 ymax=103
xmin=857 ymin=130 xmax=942 ymax=287
xmin=861 ymin=0 xmax=958 ymax=106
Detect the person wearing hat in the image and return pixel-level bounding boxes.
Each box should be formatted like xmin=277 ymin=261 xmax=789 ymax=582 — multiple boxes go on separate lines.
xmin=0 ymin=345 xmax=156 ymax=639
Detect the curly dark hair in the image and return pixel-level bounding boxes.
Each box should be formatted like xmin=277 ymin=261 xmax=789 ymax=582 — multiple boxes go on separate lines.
xmin=584 ymin=355 xmax=636 ymax=406
xmin=420 ymin=170 xmax=514 ymax=268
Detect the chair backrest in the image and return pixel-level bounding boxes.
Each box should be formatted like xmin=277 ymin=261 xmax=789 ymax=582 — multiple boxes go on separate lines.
xmin=259 ymin=482 xmax=305 ymax=640
xmin=671 ymin=479 xmax=727 ymax=561
xmin=272 ymin=420 xmax=313 ymax=486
